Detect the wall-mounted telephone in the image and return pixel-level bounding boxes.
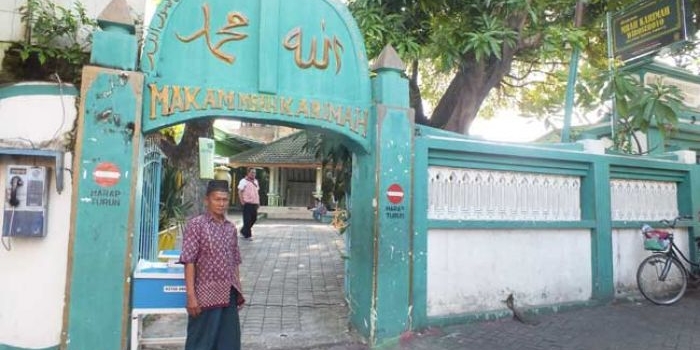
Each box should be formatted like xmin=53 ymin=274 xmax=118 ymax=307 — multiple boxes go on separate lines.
xmin=2 ymin=166 xmax=49 ymax=237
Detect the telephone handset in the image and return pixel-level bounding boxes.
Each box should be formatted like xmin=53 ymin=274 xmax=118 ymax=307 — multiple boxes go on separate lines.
xmin=9 ymin=176 xmax=23 ymax=207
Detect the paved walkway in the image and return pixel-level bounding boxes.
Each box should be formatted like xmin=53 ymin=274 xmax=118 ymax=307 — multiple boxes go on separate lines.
xmin=142 ymin=219 xmax=700 ymax=350
xmin=141 ymin=219 xmax=366 ymax=350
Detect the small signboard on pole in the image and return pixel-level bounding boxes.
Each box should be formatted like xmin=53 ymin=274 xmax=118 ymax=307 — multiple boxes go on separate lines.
xmin=198 ymin=137 xmax=215 ymax=179
xmin=610 ymin=0 xmax=691 ymax=62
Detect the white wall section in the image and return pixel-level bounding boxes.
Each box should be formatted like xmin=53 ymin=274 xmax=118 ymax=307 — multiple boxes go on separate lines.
xmin=427 ymin=229 xmax=592 ymax=317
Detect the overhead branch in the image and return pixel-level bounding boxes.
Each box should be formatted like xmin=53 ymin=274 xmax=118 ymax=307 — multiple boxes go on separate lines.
xmin=501 ymin=78 xmax=557 ymax=89
xmin=514 ymin=57 xmax=569 ymax=66
xmin=507 ymin=68 xmax=560 ymax=80
xmin=505 ymin=61 xmax=536 ymax=81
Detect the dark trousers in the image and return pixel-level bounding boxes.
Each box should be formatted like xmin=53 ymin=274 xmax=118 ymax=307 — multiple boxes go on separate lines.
xmin=185 ymin=288 xmax=240 ymax=350
xmin=241 ymin=203 xmax=258 ymax=238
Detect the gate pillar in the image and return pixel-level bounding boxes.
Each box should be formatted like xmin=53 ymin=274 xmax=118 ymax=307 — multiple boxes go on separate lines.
xmin=348 ymin=45 xmax=414 ymax=346
xmin=61 ymin=1 xmax=143 ymax=349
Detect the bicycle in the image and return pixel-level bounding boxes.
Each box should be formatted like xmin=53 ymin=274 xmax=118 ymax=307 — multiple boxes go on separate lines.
xmin=636 ymin=215 xmax=700 ymax=305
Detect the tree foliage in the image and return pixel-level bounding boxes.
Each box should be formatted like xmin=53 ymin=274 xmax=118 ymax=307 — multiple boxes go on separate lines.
xmin=601 ymin=70 xmax=684 ymax=154
xmin=1 ymin=0 xmax=96 ymax=84
xmin=348 ymin=0 xmax=689 ymax=136
xmin=159 ymin=163 xmax=193 ymax=231
xmin=299 ymin=131 xmax=352 ymax=210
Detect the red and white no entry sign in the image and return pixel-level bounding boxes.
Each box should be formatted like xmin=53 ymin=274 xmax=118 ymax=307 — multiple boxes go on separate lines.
xmin=386 ymin=183 xmax=404 ymax=204
xmin=93 ymin=162 xmax=121 ymax=187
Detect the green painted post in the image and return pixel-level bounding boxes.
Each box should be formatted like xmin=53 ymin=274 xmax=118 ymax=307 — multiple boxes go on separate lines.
xmin=347 ymin=150 xmax=378 ymax=338
xmin=647 ymin=127 xmax=665 ymax=154
xmin=410 ymin=138 xmax=429 ymax=330
xmin=562 ymin=1 xmax=585 ymax=143
xmin=370 ymin=45 xmax=414 ymax=345
xmin=583 ymin=160 xmax=614 ymax=300
xmin=561 ymin=48 xmax=580 ymax=143
xmin=62 ymin=2 xmax=144 ymax=349
xmin=678 ymin=165 xmax=700 ymax=261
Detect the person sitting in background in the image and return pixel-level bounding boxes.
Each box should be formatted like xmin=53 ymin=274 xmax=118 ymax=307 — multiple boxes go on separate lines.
xmin=312 ymin=198 xmax=327 ymax=221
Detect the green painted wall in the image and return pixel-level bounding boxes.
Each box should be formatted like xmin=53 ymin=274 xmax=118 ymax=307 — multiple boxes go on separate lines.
xmin=63 ymin=67 xmax=144 ymax=350
xmin=0 ymin=345 xmax=58 ymax=350
xmin=678 ymin=168 xmax=700 ymax=261
xmin=410 ymin=126 xmax=699 ymax=329
xmin=0 ymin=84 xmax=78 ymax=99
xmin=68 ymin=0 xmax=700 ymax=347
xmin=69 ymin=0 xmax=394 ymax=348
xmin=374 ymin=106 xmax=413 ymax=342
xmin=584 ymin=162 xmax=614 ymax=299
xmin=411 ymin=138 xmax=430 ymax=330
xmin=371 ymin=63 xmax=414 ymax=344
xmin=347 ymin=151 xmax=378 ymax=337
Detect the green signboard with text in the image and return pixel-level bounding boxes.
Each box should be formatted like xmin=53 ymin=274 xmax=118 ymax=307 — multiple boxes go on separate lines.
xmin=611 ymin=0 xmax=691 ymax=62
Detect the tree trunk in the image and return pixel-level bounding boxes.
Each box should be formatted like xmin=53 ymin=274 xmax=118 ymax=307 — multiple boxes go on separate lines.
xmin=431 ymin=55 xmax=516 ymax=134
xmin=430 ymin=11 xmax=531 ymax=134
xmin=158 ymin=119 xmax=214 ymax=218
xmin=409 ymin=59 xmax=430 ymax=125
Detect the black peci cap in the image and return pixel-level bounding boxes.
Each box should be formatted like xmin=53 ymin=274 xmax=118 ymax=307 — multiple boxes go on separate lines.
xmin=206 ymin=180 xmax=230 ymax=195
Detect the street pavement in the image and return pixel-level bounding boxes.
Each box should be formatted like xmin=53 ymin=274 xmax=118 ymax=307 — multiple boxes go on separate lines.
xmin=395 ymin=290 xmax=700 ymax=350
xmin=142 ymin=219 xmax=700 ymax=350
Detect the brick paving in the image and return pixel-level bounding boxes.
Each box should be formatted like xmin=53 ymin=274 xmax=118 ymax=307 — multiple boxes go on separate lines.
xmin=142 ymin=219 xmax=700 ymax=350
xmin=397 ymin=289 xmax=700 ymax=350
xmin=141 ymin=219 xmax=365 ymax=350
xmin=237 ymin=220 xmax=361 ymax=349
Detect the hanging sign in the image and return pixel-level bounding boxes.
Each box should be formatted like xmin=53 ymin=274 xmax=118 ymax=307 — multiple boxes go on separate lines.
xmin=610 ymin=0 xmax=691 ymax=62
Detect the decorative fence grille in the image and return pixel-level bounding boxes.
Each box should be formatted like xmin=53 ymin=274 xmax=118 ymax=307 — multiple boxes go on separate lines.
xmin=610 ymin=179 xmax=678 ymax=221
xmin=427 ymin=167 xmax=581 ymax=221
xmin=138 ymin=135 xmax=163 ymax=261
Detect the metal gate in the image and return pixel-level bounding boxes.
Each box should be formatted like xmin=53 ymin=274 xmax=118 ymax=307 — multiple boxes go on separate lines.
xmin=137 ymin=135 xmax=163 ymax=261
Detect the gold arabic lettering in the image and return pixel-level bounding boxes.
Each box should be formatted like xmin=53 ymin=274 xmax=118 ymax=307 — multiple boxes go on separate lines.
xmin=283 ymin=20 xmax=344 ymax=74
xmin=176 ymin=4 xmax=249 ymax=64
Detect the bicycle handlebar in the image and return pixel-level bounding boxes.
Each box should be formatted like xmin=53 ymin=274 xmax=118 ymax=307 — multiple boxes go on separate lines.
xmin=659 ymin=215 xmax=693 ymax=228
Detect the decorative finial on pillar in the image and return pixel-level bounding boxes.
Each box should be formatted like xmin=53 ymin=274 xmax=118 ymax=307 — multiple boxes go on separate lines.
xmin=371 ymin=45 xmax=406 ymax=72
xmin=370 ymin=45 xmax=409 ymax=107
xmin=97 ymin=0 xmax=134 ymax=34
xmin=90 ymin=0 xmax=138 ymax=69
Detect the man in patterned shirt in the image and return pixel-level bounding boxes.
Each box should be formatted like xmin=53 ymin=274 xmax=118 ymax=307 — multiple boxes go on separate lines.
xmin=180 ymin=180 xmax=245 ymax=350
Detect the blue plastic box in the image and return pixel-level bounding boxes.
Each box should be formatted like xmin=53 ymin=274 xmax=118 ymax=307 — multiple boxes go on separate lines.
xmin=132 ymin=259 xmax=186 ymax=309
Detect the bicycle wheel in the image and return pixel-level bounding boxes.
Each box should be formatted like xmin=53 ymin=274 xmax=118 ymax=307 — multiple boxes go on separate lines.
xmin=636 ymin=254 xmax=687 ymax=305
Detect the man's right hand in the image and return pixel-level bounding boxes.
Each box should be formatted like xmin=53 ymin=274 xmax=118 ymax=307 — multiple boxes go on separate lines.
xmin=187 ymin=295 xmax=202 ymax=317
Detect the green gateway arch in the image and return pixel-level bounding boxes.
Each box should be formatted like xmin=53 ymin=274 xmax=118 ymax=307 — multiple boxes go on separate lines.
xmin=62 ymin=0 xmax=415 ymax=348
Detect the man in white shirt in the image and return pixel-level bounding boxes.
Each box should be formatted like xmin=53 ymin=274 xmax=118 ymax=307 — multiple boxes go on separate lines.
xmin=237 ymin=168 xmax=260 ymax=240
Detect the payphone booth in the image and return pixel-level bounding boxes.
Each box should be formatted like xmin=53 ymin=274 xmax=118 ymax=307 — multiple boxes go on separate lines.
xmin=2 ymin=165 xmax=49 ymax=238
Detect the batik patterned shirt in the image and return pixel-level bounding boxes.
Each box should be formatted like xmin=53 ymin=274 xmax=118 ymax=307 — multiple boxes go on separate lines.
xmin=179 ymin=213 xmax=244 ymax=309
